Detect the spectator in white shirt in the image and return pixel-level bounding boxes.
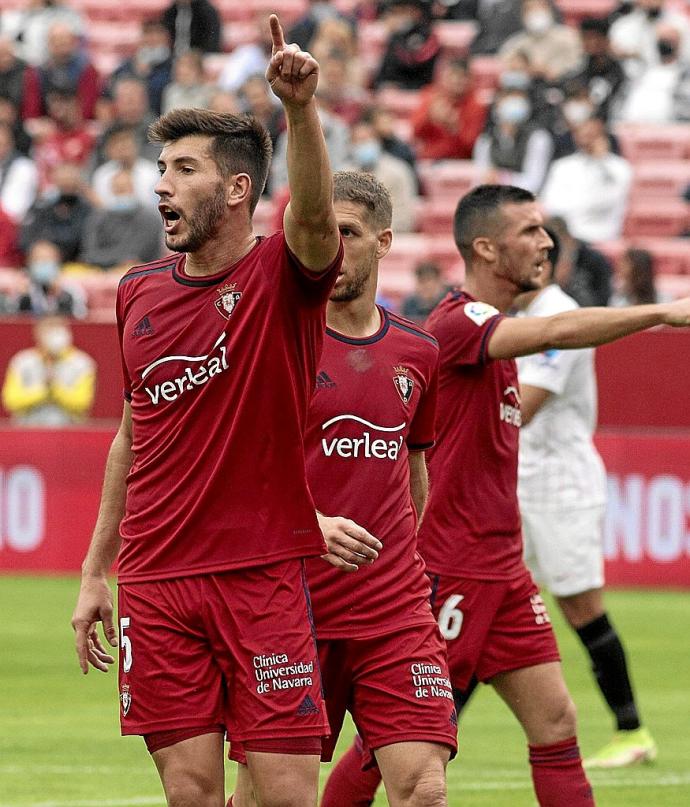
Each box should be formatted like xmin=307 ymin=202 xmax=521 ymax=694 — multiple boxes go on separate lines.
xmin=0 ymin=121 xmax=38 ymax=222
xmin=91 ymin=123 xmax=159 ymax=211
xmin=540 ymin=117 xmax=632 ymax=242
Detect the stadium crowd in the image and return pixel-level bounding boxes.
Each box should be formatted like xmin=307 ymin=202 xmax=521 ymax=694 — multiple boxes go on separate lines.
xmin=0 ymin=0 xmax=689 ymax=321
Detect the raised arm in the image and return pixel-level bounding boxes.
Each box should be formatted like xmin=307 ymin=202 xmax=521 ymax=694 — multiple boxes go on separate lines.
xmin=71 ymin=402 xmax=133 ymax=674
xmin=487 ymin=298 xmax=690 ymax=360
xmin=265 ymin=14 xmax=339 ymax=272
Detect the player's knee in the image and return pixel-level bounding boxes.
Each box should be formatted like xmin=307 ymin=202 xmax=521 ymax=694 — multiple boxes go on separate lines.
xmin=546 ymin=693 xmax=578 ymax=740
xmin=392 ymin=766 xmax=447 ymax=807
xmin=164 ymin=770 xmax=223 ymax=807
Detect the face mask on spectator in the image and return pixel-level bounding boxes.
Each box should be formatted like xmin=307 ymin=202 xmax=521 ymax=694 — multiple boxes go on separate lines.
xmin=645 ymin=7 xmax=662 ymax=20
xmin=106 ymin=195 xmax=139 ymax=213
xmin=657 ymin=39 xmax=677 ymax=58
xmin=41 ymin=326 xmax=72 ymax=356
xmin=500 ymin=70 xmax=531 ymax=91
xmin=353 ymin=140 xmax=382 ymax=168
xmin=30 ymin=259 xmax=60 ymax=287
xmin=496 ymin=96 xmax=531 ymax=124
xmin=137 ymin=45 xmax=171 ymax=65
xmin=524 ymin=10 xmax=553 ymax=34
xmin=563 ymin=100 xmax=592 ymax=125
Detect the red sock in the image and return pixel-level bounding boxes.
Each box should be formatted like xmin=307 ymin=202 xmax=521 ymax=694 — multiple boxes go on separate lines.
xmin=226 ymin=798 xmax=233 ymax=807
xmin=321 ymin=740 xmax=382 ymax=807
xmin=529 ymin=737 xmax=595 ymax=806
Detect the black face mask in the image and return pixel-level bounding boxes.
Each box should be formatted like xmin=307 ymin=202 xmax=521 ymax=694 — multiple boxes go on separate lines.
xmin=58 ymin=193 xmax=79 ymax=205
xmin=657 ymin=39 xmax=677 ymax=58
xmin=646 ymin=7 xmax=662 ymax=19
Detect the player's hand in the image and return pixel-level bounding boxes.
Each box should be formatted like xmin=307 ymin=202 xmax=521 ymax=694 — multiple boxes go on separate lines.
xmin=317 ymin=513 xmax=382 ymax=573
xmin=265 ymin=14 xmax=319 ymax=107
xmin=663 ymin=298 xmax=690 ymax=327
xmin=71 ymin=575 xmax=118 ymax=675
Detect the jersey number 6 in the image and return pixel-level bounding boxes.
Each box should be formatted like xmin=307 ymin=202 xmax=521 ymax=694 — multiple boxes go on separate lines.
xmin=438 ymin=594 xmax=464 ymax=640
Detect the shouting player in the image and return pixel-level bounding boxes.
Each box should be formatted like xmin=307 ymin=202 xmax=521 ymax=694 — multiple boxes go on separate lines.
xmin=71 ymin=16 xmax=344 ymax=807
xmin=231 ymin=172 xmax=456 ymax=807
xmin=334 ymin=184 xmax=690 ymax=806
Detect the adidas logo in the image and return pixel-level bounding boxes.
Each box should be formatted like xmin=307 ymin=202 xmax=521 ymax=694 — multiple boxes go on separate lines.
xmin=450 ymin=709 xmax=458 ymax=727
xmin=315 ymin=370 xmax=336 ymax=390
xmin=296 ymin=695 xmax=320 ymax=716
xmin=133 ymin=316 xmax=154 ymax=337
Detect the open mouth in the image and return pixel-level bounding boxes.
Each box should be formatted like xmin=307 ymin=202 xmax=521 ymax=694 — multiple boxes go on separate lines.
xmin=159 ymin=205 xmax=182 ymax=234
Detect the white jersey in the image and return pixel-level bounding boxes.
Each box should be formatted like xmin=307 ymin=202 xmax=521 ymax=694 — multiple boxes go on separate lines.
xmin=517 ymin=284 xmax=607 ymax=511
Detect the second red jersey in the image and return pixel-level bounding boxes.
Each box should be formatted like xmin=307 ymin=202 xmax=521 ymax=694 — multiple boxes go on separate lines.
xmin=418 ymin=290 xmax=524 ymax=580
xmin=304 ymin=308 xmax=440 ymax=639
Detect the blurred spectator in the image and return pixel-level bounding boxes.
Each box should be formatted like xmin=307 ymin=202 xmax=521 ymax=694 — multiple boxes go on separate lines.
xmin=208 ymin=89 xmax=242 ymax=114
xmin=541 ymin=117 xmax=632 ymax=242
xmin=500 ymin=0 xmax=582 ymax=82
xmin=32 ymin=88 xmax=95 ymax=189
xmin=609 ymin=247 xmax=658 ymax=306
xmin=20 ymin=162 xmax=92 ymax=262
xmin=317 ymin=50 xmax=369 ymax=126
xmin=0 ymin=0 xmax=84 ymax=67
xmin=217 ymin=12 xmax=273 ymax=93
xmin=0 ymin=95 xmax=31 ymax=155
xmin=161 ymin=0 xmax=222 ymax=56
xmin=22 ymin=22 xmax=100 ymax=120
xmin=411 ymin=57 xmax=487 ymax=160
xmin=401 ymin=261 xmax=451 ymax=322
xmin=373 ymin=0 xmax=440 ymax=90
xmin=0 ymin=34 xmax=29 ymax=111
xmin=14 ymin=240 xmax=87 ymax=318
xmin=562 ymin=17 xmax=626 ymax=120
xmin=369 ymin=106 xmax=420 ymax=188
xmin=545 ymin=216 xmax=612 ymax=307
xmin=109 ymin=20 xmax=173 ymax=116
xmin=499 ymin=52 xmax=554 ymax=129
xmin=92 ymin=124 xmax=159 ymax=211
xmin=311 ymin=17 xmax=362 ymax=88
xmin=348 ymin=118 xmax=417 ymax=232
xmin=162 ymin=50 xmax=213 ymax=113
xmin=0 ymin=121 xmax=39 ymax=222
xmin=97 ymin=78 xmax=160 ymax=165
xmin=80 ymin=170 xmax=162 ymax=270
xmin=618 ymin=23 xmax=690 ymax=121
xmin=610 ymin=0 xmax=690 ymax=79
xmin=473 ymin=85 xmax=553 ymax=192
xmin=551 ymin=81 xmax=621 ymax=160
xmin=1 ymin=316 xmax=95 ymax=425
xmin=239 ymin=75 xmax=284 ymax=149
xmin=0 ymin=206 xmax=22 ymax=267
xmin=287 ymin=0 xmax=353 ymax=51
xmin=470 ymin=0 xmax=524 ymax=55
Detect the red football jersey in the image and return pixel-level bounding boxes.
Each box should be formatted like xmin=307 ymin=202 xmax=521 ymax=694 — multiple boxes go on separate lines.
xmin=115 ymin=232 xmax=343 ymax=582
xmin=304 ymin=308 xmax=440 ymax=639
xmin=418 ymin=290 xmax=524 ymax=580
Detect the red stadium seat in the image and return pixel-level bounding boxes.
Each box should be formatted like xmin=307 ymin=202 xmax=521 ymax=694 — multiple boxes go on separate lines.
xmin=223 ymin=22 xmax=261 ymax=53
xmin=252 ymin=199 xmax=277 ymax=237
xmin=597 ymin=238 xmax=690 ymax=275
xmin=415 ymin=198 xmax=457 ymax=235
xmin=375 ymin=87 xmax=420 ymax=120
xmin=657 ymin=274 xmax=690 ymax=300
xmin=417 ymin=160 xmax=481 ymax=199
xmin=87 ymin=20 xmax=141 ymax=53
xmin=434 ymin=21 xmax=477 ymax=57
xmin=615 ymin=124 xmax=690 ymax=162
xmin=623 ymin=200 xmax=690 ymax=238
xmin=632 ymin=161 xmax=690 ymax=198
xmin=0 ymin=268 xmax=25 ymax=296
xmin=555 ymin=0 xmax=618 ymax=26
xmin=469 ymin=56 xmax=502 ymax=91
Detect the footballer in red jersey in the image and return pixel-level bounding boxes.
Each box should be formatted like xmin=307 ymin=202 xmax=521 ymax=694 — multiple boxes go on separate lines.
xmin=72 ymin=17 xmax=345 ymax=807
xmin=231 ymin=173 xmax=455 ymax=807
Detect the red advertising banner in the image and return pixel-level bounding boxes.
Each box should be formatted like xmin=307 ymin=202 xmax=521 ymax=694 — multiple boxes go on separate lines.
xmin=1 ymin=428 xmax=689 ymax=586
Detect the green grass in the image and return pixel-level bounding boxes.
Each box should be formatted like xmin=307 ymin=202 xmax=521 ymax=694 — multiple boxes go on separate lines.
xmin=1 ymin=577 xmax=689 ymax=806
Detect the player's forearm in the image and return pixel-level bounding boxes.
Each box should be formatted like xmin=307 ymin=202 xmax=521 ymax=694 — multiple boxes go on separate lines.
xmin=409 ymin=452 xmax=429 ymax=526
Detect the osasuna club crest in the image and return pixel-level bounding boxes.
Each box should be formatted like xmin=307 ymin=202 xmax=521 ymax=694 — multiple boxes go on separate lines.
xmin=120 ymin=684 xmax=132 ymax=716
xmin=214 ymin=282 xmax=242 ymax=320
xmin=393 ymin=365 xmax=414 ymax=404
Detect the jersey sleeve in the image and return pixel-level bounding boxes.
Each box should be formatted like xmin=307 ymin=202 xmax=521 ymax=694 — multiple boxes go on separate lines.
xmin=283 ymin=234 xmax=344 ymax=306
xmin=407 ymin=347 xmax=439 ymax=451
xmin=115 ymin=282 xmax=133 ymax=402
xmin=434 ymin=300 xmax=504 ymax=367
xmin=518 ymin=347 xmax=580 ymax=395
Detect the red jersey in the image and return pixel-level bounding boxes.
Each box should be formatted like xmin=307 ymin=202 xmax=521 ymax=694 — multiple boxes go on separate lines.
xmin=304 ymin=308 xmax=440 ymax=639
xmin=418 ymin=290 xmax=523 ymax=580
xmin=115 ymin=232 xmax=342 ymax=583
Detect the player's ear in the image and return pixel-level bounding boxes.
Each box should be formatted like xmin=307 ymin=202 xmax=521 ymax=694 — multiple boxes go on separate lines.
xmin=375 ymin=228 xmax=392 ymax=260
xmin=473 ymin=236 xmax=495 ymax=263
xmin=227 ymin=173 xmax=252 ymax=208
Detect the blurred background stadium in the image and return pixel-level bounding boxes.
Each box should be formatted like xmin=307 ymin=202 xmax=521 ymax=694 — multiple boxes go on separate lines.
xmin=0 ymin=0 xmax=688 ymax=804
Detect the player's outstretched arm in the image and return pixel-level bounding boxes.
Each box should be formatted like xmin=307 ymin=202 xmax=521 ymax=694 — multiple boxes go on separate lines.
xmin=488 ymin=298 xmax=690 ymax=360
xmin=71 ymin=403 xmax=133 ymax=674
xmin=265 ymin=14 xmax=339 ymax=273
xmin=317 ymin=513 xmax=383 ymax=574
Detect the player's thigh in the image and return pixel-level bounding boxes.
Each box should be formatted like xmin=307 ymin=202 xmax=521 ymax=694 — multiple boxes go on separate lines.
xmin=350 ymin=622 xmax=457 ymax=762
xmin=201 ymin=560 xmax=328 ymax=746
xmin=117 ymin=579 xmax=225 ymax=736
xmin=521 ymin=505 xmax=605 ymax=598
xmin=245 ymin=750 xmax=320 ymax=807
xmin=152 ymin=732 xmax=225 ymax=806
xmin=317 ymin=638 xmax=354 ymax=761
xmin=376 ymin=741 xmax=450 ymax=807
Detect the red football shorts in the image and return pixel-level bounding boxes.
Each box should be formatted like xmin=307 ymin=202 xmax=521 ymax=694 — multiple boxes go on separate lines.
xmin=117 ymin=560 xmax=328 ymax=746
xmin=429 ymin=566 xmax=560 ymax=691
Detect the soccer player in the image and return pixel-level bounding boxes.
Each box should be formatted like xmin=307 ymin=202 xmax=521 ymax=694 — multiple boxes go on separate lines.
xmin=231 ymin=171 xmax=457 ymax=807
xmin=333 ymin=184 xmax=690 ymax=806
xmin=71 ymin=16 xmax=347 ymax=807
xmin=516 ymin=231 xmax=656 ymax=767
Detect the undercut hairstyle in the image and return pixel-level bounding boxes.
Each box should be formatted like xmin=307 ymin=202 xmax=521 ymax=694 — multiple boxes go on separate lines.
xmin=453 ymin=184 xmax=535 ymax=262
xmin=333 ymin=171 xmax=393 ymax=231
xmin=148 ymin=108 xmax=273 ymax=214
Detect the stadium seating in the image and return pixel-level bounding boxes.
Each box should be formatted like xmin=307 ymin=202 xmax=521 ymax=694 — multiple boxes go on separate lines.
xmin=615 ymin=123 xmax=690 ymax=162
xmin=417 ymin=160 xmax=481 ymax=200
xmin=623 ymin=199 xmax=690 ymax=238
xmin=631 ymin=161 xmax=690 ymax=199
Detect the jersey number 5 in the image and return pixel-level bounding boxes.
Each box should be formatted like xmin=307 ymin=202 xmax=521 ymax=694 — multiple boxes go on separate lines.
xmin=120 ymin=616 xmax=133 ymax=673
xmin=438 ymin=594 xmax=464 ymax=640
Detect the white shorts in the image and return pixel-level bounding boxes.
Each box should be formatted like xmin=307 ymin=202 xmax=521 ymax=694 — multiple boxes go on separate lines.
xmin=521 ymin=504 xmax=605 ymax=597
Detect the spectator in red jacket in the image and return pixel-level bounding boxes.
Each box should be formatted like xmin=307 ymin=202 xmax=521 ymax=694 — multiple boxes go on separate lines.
xmin=22 ymin=22 xmax=100 ymax=120
xmin=412 ymin=57 xmax=487 ymax=159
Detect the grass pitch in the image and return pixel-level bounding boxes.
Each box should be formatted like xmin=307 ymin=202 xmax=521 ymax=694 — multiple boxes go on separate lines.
xmin=1 ymin=576 xmax=688 ymax=806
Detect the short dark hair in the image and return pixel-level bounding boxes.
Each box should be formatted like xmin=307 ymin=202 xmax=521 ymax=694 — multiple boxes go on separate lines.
xmin=414 ymin=261 xmax=441 ymax=280
xmin=580 ymin=16 xmax=609 ymax=36
xmin=453 ymin=184 xmax=535 ymax=262
xmin=333 ymin=170 xmax=393 ymax=231
xmin=105 ymin=122 xmax=137 ymax=143
xmin=148 ymin=108 xmax=272 ymax=214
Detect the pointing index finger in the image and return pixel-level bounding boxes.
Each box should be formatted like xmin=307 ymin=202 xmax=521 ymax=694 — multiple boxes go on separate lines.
xmin=269 ymin=14 xmax=285 ymax=53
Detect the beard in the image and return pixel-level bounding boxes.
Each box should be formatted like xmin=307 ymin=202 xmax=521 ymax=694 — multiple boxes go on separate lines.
xmin=516 ymin=275 xmax=542 ymax=293
xmin=329 ymin=264 xmax=372 ymax=303
xmin=165 ymin=181 xmax=227 ymax=253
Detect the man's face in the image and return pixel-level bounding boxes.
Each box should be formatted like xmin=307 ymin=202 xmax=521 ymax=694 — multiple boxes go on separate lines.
xmin=48 ymin=25 xmax=77 ymax=63
xmin=115 ymin=82 xmax=148 ymax=123
xmin=582 ymin=30 xmax=608 ymax=57
xmin=330 ymin=200 xmax=384 ymax=303
xmin=156 ymin=135 xmax=230 ymax=253
xmin=492 ymin=202 xmax=553 ymax=294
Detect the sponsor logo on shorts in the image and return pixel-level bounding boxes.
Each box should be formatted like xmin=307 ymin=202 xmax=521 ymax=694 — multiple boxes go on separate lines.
xmin=320 ymin=414 xmax=406 ymax=461
xmin=530 ymin=593 xmax=551 ymax=625
xmin=120 ymin=684 xmax=132 ymax=716
xmin=253 ymin=653 xmax=315 ymax=696
xmin=500 ymin=385 xmax=522 ymax=428
xmin=410 ymin=662 xmax=454 ymax=701
xmin=393 ymin=365 xmax=414 ymax=404
xmin=214 ymin=282 xmax=242 ymax=320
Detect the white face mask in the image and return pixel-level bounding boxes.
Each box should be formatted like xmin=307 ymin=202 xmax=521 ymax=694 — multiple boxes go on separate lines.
xmin=41 ymin=327 xmax=72 ymax=356
xmin=563 ymin=100 xmax=592 ymax=126
xmin=524 ymin=9 xmax=553 ymax=34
